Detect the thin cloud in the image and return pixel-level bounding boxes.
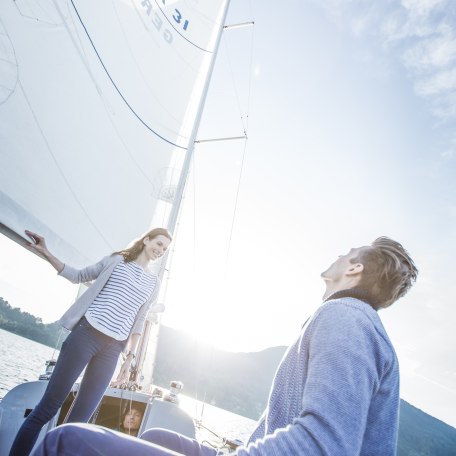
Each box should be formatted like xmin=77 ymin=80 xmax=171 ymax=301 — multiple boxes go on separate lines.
xmin=315 ymin=0 xmax=456 ymax=140
xmin=415 ymin=67 xmax=456 ymax=96
xmin=401 ymin=0 xmax=448 ymax=18
xmin=441 ymin=137 xmax=456 ymax=159
xmin=381 ymin=2 xmax=456 ymax=121
xmin=402 ymin=26 xmax=456 ymax=71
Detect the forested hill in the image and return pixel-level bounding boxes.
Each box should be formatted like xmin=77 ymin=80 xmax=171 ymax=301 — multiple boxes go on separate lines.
xmin=398 ymin=401 xmax=456 ymax=456
xmin=2 ymin=298 xmax=456 ymax=455
xmin=0 ymin=297 xmax=63 ymax=348
xmin=154 ymin=326 xmax=456 ymax=456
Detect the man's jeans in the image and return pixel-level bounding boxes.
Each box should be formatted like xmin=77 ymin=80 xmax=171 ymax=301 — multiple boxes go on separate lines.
xmin=9 ymin=317 xmax=123 ymax=456
xmin=33 ymin=424 xmax=219 ymax=456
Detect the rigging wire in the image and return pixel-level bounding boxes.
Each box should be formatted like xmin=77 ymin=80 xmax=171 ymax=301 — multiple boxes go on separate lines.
xmin=71 ymin=0 xmax=216 ymax=219
xmin=64 ymin=1 xmax=159 ymax=189
xmin=245 ymin=0 xmax=255 ymax=132
xmin=188 ymin=154 xmax=212 ymax=427
xmin=223 ymin=18 xmax=255 ymax=272
xmin=54 ymin=0 xmax=192 ymax=208
xmin=112 ymin=0 xmax=186 ymax=130
xmin=117 ymin=388 xmax=138 ymax=435
xmin=221 ymin=37 xmax=247 ymax=134
xmin=195 ymin=420 xmax=242 ymax=454
xmin=222 ymin=11 xmax=255 ymax=133
xmin=186 ymin=1 xmax=256 ymax=428
xmin=50 ymin=328 xmax=66 ymax=361
xmin=192 ymin=150 xmax=205 ymax=417
xmin=224 ymin=136 xmax=248 ymax=273
xmin=63 ymin=0 xmax=187 ymax=149
xmin=192 ymin=149 xmax=198 ymax=275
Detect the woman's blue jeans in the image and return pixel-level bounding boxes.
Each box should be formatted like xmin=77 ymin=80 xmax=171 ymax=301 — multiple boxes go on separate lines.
xmin=9 ymin=317 xmax=123 ymax=456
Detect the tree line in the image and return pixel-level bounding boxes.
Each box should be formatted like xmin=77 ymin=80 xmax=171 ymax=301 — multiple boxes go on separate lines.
xmin=0 ymin=297 xmax=62 ymax=348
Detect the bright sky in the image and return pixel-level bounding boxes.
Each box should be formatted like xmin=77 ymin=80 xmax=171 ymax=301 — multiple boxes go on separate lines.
xmin=1 ymin=0 xmax=456 ymax=428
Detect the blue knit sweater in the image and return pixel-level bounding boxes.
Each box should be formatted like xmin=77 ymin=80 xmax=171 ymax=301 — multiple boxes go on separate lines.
xmin=238 ymin=296 xmax=399 ymax=455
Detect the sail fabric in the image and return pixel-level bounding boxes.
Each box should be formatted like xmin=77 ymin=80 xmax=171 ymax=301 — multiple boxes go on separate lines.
xmin=0 ymin=0 xmax=228 ymax=266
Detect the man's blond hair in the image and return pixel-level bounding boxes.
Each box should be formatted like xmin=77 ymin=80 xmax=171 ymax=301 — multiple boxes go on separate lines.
xmin=351 ymin=237 xmax=418 ymax=309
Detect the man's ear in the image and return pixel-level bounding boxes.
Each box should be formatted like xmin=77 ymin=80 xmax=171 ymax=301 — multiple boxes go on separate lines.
xmin=346 ymin=263 xmax=364 ymax=276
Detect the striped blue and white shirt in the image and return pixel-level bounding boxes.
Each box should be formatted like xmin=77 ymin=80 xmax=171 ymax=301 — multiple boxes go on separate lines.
xmin=85 ymin=260 xmax=158 ymax=340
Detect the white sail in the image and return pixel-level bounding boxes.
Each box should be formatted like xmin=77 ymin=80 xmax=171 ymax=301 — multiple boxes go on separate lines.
xmin=0 ymin=0 xmax=228 ymax=267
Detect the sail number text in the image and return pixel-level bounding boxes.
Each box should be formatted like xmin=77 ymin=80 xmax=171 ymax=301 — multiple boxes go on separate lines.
xmin=141 ymin=0 xmax=190 ymax=44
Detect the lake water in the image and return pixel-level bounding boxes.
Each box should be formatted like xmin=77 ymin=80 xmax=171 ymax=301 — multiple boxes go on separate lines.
xmin=0 ymin=329 xmax=257 ymax=448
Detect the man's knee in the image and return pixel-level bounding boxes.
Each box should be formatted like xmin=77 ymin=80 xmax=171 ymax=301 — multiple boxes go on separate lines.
xmin=141 ymin=427 xmax=178 ymax=446
xmin=140 ymin=428 xmax=215 ymax=456
xmin=32 ymin=424 xmax=83 ymax=455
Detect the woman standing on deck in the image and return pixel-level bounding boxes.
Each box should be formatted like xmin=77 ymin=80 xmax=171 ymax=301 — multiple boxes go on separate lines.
xmin=9 ymin=227 xmax=172 ymax=456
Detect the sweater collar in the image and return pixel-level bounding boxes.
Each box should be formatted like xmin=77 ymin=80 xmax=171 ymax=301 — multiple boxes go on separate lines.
xmin=323 ymin=288 xmax=378 ymax=310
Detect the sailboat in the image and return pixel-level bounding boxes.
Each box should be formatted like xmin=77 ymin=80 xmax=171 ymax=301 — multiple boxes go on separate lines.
xmin=0 ymin=0 xmax=247 ymax=453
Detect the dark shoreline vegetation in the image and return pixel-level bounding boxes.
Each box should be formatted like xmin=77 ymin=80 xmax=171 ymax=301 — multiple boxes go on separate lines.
xmin=1 ymin=297 xmax=456 ymax=455
xmin=0 ymin=297 xmax=63 ymax=348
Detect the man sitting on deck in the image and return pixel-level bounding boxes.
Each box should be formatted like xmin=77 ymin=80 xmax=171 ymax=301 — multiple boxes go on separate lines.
xmin=33 ymin=236 xmax=418 ymax=456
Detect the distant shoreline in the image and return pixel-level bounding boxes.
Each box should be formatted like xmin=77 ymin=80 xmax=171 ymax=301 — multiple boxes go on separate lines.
xmin=0 ymin=297 xmax=62 ymax=349
xmin=1 ymin=297 xmax=455 ymax=455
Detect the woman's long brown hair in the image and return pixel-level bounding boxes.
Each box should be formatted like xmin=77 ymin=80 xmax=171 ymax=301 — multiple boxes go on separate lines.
xmin=113 ymin=228 xmax=172 ymax=262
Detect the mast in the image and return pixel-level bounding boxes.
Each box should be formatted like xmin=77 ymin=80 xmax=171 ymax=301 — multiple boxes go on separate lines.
xmin=167 ymin=1 xmax=232 ymax=234
xmin=134 ymin=0 xmax=232 ymax=391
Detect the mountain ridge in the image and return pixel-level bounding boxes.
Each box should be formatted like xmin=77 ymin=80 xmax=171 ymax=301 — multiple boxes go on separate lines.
xmin=154 ymin=325 xmax=456 ymax=456
xmin=1 ymin=299 xmax=455 ymax=455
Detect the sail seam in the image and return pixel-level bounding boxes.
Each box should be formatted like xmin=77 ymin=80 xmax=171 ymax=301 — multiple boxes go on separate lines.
xmin=17 ymin=80 xmax=113 ymax=250
xmin=224 ymin=136 xmax=248 ymax=273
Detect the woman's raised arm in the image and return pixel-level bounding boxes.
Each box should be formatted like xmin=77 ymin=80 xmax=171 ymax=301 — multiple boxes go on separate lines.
xmin=25 ymin=230 xmax=65 ymax=273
